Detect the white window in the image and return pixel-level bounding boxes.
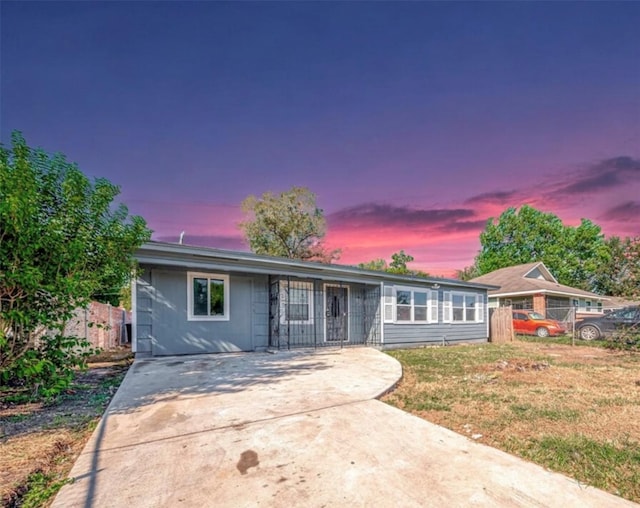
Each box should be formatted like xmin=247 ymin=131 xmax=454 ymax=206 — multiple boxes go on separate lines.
xmin=383 ymin=285 xmax=394 ymax=323
xmin=280 ymin=280 xmax=314 ymax=324
xmin=187 ymin=272 xmax=230 ymax=321
xmin=392 ymin=286 xmax=438 ymax=324
xmin=443 ymin=291 xmax=483 ymax=323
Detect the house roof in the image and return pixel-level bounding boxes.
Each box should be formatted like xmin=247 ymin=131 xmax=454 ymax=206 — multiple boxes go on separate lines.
xmin=136 ymin=241 xmax=496 ymax=290
xmin=470 ymin=262 xmax=607 ymax=300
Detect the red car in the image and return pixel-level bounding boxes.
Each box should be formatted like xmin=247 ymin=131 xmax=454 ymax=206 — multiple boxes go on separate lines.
xmin=512 ymin=310 xmax=566 ymax=337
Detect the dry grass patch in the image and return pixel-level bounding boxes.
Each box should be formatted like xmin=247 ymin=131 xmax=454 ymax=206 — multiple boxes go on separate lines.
xmin=382 ymin=341 xmax=640 ymax=503
xmin=0 ymin=351 xmax=131 ymax=507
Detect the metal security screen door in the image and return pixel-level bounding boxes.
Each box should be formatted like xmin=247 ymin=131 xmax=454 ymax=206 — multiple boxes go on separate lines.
xmin=325 ymin=286 xmax=349 ymax=342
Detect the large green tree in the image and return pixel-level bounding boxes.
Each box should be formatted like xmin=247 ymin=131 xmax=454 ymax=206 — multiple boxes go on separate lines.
xmin=240 ymin=186 xmax=339 ymax=262
xmin=472 ymin=205 xmax=609 ymax=291
xmin=593 ymin=236 xmax=640 ymax=298
xmin=0 ymin=132 xmax=151 ymax=396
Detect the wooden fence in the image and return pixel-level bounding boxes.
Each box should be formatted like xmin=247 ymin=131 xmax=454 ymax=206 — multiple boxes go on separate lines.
xmin=490 ymin=306 xmax=514 ymax=343
xmin=63 ymin=301 xmax=130 ymax=350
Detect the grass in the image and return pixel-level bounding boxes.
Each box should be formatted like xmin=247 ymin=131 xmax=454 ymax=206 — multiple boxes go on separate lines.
xmin=382 ymin=340 xmax=640 ymax=503
xmin=17 ymin=472 xmax=72 ymax=508
xmin=508 ymin=435 xmax=640 ymax=500
xmin=517 ymin=333 xmax=609 ymax=348
xmin=517 ymin=332 xmax=640 ymax=352
xmin=0 ymin=350 xmax=131 ymax=507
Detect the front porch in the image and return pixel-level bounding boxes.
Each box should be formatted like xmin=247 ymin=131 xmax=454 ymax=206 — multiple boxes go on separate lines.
xmin=268 ymin=276 xmax=381 ymax=350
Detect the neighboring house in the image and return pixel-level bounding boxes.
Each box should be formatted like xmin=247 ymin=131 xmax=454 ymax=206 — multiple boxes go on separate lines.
xmin=470 ymin=262 xmax=608 ymax=321
xmin=132 ymin=242 xmax=495 ymax=357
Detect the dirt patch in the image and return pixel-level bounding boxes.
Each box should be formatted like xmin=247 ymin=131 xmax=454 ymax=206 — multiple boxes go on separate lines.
xmin=0 ymin=351 xmax=132 ymax=507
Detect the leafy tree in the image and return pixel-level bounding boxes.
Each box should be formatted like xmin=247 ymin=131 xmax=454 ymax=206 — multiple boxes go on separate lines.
xmin=387 ymin=250 xmax=415 ymax=275
xmin=472 ymin=205 xmax=609 ymax=291
xmin=456 ymin=265 xmax=480 ymax=281
xmin=358 ymin=258 xmax=388 ymax=271
xmin=0 ymin=132 xmax=151 ymax=397
xmin=240 ymin=186 xmax=339 ymax=262
xmin=358 ymin=250 xmax=430 ymax=277
xmin=593 ymin=236 xmax=640 ymax=298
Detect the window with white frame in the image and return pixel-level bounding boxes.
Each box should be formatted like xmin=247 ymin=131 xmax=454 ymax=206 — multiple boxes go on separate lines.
xmin=575 ymin=299 xmax=595 ymax=313
xmin=387 ymin=286 xmax=438 ymax=324
xmin=188 ymin=272 xmax=230 ymax=321
xmin=280 ymin=280 xmax=314 ymax=324
xmin=443 ymin=291 xmax=483 ymax=323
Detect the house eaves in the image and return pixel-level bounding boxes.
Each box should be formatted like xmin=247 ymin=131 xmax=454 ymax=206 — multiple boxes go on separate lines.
xmin=490 ymin=289 xmax=610 ymax=301
xmin=136 ymin=241 xmax=497 ymax=290
xmin=523 ymin=262 xmax=558 ymax=283
xmin=470 ymin=262 xmax=606 ymax=300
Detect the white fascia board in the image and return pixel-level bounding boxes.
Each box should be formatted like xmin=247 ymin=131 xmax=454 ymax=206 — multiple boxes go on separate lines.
xmin=136 ymin=255 xmax=383 ymax=285
xmin=491 ymin=289 xmax=609 ymax=301
xmin=380 ymin=282 xmax=385 ymax=344
xmin=137 ymin=242 xmax=494 ymax=291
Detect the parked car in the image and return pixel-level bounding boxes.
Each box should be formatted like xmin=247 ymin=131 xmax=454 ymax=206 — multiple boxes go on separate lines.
xmin=576 ymin=306 xmax=640 ymax=340
xmin=512 ymin=310 xmax=566 ymax=337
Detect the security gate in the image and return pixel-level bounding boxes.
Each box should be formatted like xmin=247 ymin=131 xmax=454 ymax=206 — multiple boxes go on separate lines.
xmin=325 ymin=285 xmax=349 ymax=342
xmin=268 ymin=276 xmax=380 ymax=350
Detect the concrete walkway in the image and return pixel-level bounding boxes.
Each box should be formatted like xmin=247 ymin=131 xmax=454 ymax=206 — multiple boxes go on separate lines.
xmin=53 ymin=348 xmax=636 ymax=507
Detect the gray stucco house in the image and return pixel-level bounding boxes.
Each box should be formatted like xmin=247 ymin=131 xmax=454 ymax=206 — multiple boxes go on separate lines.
xmin=132 ymin=242 xmax=495 ymax=357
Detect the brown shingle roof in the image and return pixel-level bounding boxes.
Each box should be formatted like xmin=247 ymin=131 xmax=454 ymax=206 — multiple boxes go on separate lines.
xmin=470 ymin=262 xmax=606 ymax=300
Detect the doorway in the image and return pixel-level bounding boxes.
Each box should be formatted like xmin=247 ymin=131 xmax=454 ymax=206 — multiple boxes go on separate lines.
xmin=325 ymin=285 xmax=349 ymax=342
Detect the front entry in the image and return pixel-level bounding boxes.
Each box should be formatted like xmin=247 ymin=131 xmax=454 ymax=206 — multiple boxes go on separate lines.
xmin=325 ymin=285 xmax=349 ymax=342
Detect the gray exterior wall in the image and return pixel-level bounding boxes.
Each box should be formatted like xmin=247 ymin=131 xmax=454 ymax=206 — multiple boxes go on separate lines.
xmin=136 ymin=266 xmax=269 ymax=356
xmin=382 ymin=285 xmax=488 ymax=349
xmin=134 ymin=247 xmax=491 ymax=356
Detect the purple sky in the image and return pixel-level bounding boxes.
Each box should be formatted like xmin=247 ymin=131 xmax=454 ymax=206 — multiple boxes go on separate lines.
xmin=2 ymin=1 xmax=639 ymax=275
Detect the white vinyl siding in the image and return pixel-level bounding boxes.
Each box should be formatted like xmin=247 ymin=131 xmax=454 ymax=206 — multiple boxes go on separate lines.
xmin=443 ymin=291 xmax=483 ymax=323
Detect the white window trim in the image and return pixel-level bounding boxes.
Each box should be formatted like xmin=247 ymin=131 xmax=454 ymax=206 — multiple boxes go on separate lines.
xmin=380 ymin=282 xmax=386 ymax=344
xmin=392 ymin=286 xmax=438 ymax=325
xmin=323 ymin=284 xmax=350 ymax=342
xmin=131 ymin=272 xmax=137 ymax=353
xmin=187 ymin=272 xmax=230 ymax=321
xmin=279 ymin=280 xmax=314 ymax=325
xmin=443 ymin=291 xmax=484 ymax=323
xmin=383 ymin=285 xmax=394 ymax=323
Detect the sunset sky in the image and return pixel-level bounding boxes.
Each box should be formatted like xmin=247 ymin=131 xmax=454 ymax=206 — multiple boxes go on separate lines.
xmin=2 ymin=2 xmax=639 ymax=275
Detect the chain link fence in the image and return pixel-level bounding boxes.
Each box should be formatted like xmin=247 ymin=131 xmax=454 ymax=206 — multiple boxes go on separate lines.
xmin=491 ymin=303 xmax=639 ymax=349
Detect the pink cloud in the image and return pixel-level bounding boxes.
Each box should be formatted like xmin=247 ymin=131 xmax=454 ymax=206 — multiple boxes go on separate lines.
xmin=138 ymin=154 xmax=638 ymax=277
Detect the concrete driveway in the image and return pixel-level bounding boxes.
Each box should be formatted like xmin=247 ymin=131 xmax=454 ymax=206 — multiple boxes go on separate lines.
xmin=53 ymin=348 xmax=636 ymax=508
